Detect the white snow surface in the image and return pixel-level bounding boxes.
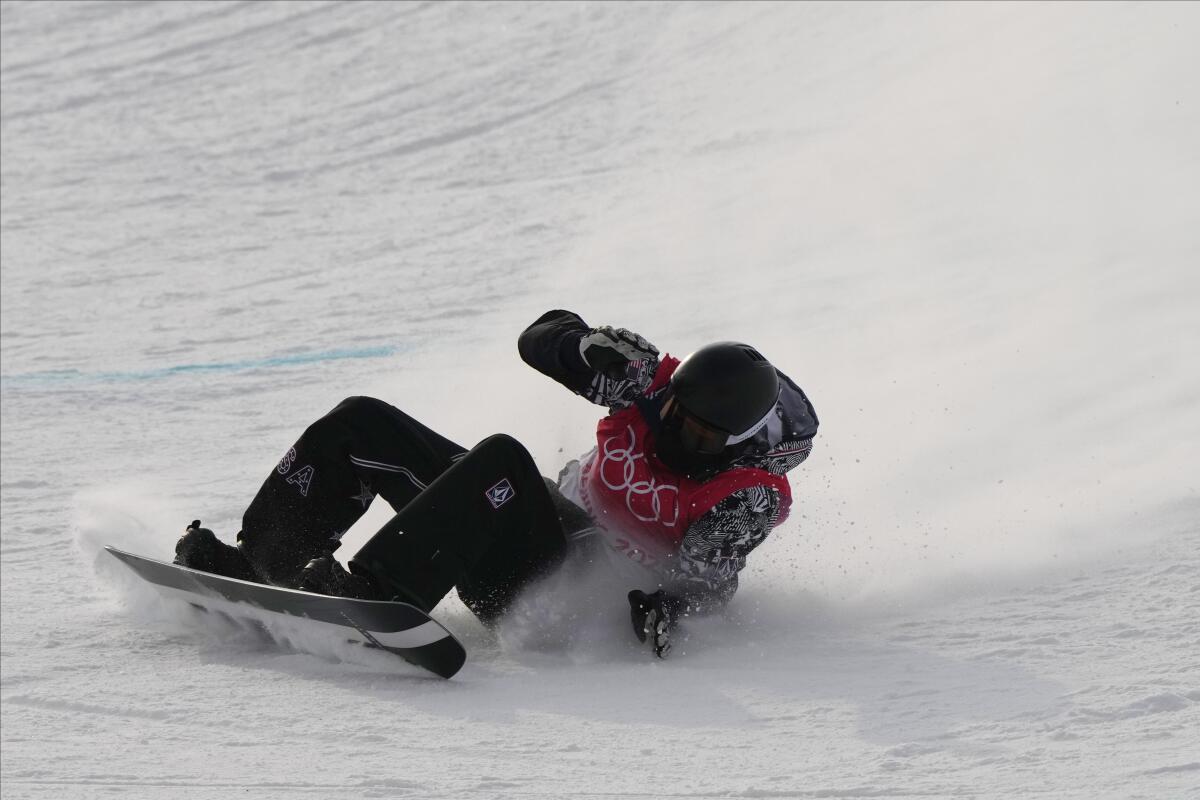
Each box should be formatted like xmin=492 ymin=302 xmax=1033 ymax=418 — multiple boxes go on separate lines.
xmin=2 ymin=2 xmax=1199 ymax=798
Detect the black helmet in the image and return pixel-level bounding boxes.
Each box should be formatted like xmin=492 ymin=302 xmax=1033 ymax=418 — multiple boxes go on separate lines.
xmin=654 ymin=342 xmax=779 ymax=479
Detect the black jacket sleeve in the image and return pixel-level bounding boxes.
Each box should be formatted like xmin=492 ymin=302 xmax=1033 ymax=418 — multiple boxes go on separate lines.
xmin=517 ymin=309 xmax=594 ymax=395
xmin=519 ymin=309 xmax=662 ymax=411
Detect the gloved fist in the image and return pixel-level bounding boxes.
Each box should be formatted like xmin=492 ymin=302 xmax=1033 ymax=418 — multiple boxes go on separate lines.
xmin=628 ymin=589 xmax=678 ymax=659
xmin=579 ymin=326 xmax=659 ymax=380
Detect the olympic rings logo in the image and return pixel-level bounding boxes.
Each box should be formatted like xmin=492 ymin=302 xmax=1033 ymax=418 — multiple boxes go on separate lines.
xmin=598 ymin=426 xmax=679 ymax=526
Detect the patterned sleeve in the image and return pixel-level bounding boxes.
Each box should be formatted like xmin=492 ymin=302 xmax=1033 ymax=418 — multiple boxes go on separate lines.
xmin=574 ymin=362 xmax=658 ymax=411
xmin=665 ymin=484 xmax=784 ymax=611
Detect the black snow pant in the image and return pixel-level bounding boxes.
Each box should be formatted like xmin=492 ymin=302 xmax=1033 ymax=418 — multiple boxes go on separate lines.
xmin=232 ymin=396 xmax=567 ymax=622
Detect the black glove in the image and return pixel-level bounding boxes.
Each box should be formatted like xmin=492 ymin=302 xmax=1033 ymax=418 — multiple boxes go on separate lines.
xmin=579 ymin=326 xmax=659 ymax=380
xmin=628 ymin=589 xmax=679 ymax=658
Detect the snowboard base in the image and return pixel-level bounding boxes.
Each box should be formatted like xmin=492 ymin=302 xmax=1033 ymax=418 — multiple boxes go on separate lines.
xmin=105 ymin=546 xmax=466 ymax=678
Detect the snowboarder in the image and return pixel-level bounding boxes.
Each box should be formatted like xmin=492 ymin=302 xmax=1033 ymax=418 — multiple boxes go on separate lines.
xmin=175 ymin=309 xmax=818 ymax=657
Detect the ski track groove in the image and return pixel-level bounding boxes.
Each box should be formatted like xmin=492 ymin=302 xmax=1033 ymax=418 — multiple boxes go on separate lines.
xmin=0 ymin=780 xmax=1010 ymax=800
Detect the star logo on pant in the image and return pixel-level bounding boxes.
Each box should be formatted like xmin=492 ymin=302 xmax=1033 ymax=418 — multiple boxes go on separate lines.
xmin=351 ymin=480 xmax=375 ymax=509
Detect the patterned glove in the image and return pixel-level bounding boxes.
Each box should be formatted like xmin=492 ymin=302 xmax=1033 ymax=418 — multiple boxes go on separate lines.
xmin=579 ymin=326 xmax=659 ymax=380
xmin=628 ymin=589 xmax=679 ymax=658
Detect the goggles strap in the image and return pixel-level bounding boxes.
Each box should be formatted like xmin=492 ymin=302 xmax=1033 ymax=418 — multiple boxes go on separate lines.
xmin=725 ymin=406 xmax=774 ymax=445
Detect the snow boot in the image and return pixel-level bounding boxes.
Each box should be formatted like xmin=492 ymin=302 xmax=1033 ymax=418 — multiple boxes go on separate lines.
xmin=174 ymin=520 xmax=259 ymax=582
xmin=297 ymin=555 xmax=384 ymax=600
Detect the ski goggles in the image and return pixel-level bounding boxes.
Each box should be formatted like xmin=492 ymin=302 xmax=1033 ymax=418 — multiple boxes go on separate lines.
xmin=662 ymin=395 xmax=774 ymax=455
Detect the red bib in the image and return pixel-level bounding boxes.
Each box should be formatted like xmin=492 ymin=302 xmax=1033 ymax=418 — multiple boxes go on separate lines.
xmin=579 ymin=358 xmax=792 ymax=567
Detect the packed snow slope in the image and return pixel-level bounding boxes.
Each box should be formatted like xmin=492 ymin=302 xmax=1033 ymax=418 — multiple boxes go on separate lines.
xmin=2 ymin=2 xmax=1198 ymax=798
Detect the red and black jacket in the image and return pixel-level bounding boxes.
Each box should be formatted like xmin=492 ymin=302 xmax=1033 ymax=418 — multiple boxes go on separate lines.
xmin=519 ymin=310 xmax=818 ymax=609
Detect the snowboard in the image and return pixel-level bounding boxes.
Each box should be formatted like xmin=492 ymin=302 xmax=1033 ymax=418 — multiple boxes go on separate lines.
xmin=105 ymin=546 xmax=466 ymax=679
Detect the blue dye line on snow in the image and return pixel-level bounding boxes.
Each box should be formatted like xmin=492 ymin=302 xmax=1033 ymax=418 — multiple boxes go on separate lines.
xmin=0 ymin=345 xmax=399 ymax=386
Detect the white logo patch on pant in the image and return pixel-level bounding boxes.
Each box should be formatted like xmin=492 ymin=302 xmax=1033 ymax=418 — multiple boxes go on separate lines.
xmin=485 ymin=478 xmax=515 ymax=509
